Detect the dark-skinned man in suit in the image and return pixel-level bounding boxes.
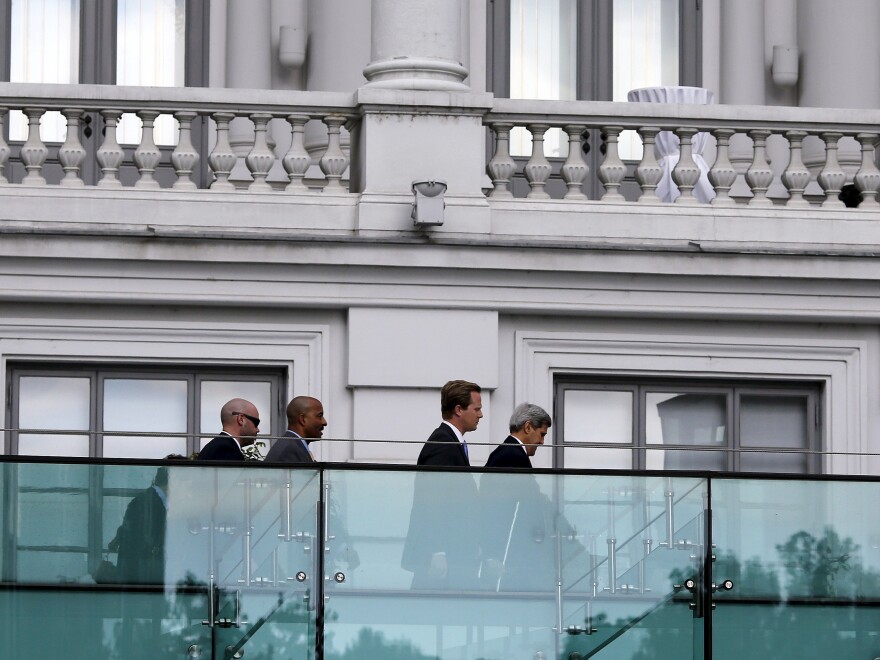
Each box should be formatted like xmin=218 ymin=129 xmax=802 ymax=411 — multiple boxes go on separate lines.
xmin=264 ymin=396 xmax=327 ymax=463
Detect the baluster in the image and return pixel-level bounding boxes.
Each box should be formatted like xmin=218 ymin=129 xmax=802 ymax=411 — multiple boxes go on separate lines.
xmin=209 ymin=112 xmax=237 ymax=191
xmin=282 ymin=114 xmax=311 ymax=193
xmin=746 ymin=129 xmax=773 ymax=207
xmin=20 ymin=107 xmax=48 ymax=185
xmin=854 ymin=132 xmax=880 ymax=208
xmin=486 ymin=122 xmax=516 ymax=199
xmin=171 ymin=111 xmax=199 ymax=190
xmin=0 ymin=108 xmax=10 ymax=185
xmin=709 ymin=128 xmax=737 ymax=206
xmin=781 ymin=130 xmax=811 ymax=208
xmin=671 ymin=127 xmax=699 ymax=204
xmin=818 ymin=131 xmax=846 ymax=208
xmin=635 ymin=126 xmax=662 ymax=203
xmin=561 ymin=124 xmax=588 ymax=200
xmin=246 ymin=113 xmax=275 ymax=192
xmin=97 ymin=110 xmax=125 ymax=189
xmin=597 ymin=126 xmax=626 ymax=201
xmin=134 ymin=110 xmax=162 ymax=189
xmin=524 ymin=123 xmax=551 ymax=199
xmin=319 ymin=114 xmax=349 ymax=194
xmin=57 ymin=108 xmax=87 ymax=187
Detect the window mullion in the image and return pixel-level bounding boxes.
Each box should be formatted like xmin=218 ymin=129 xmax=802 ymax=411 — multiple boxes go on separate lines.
xmin=730 ymin=388 xmax=739 ymax=472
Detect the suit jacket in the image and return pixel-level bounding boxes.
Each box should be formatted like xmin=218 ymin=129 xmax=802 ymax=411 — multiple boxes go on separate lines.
xmin=199 ymin=433 xmax=245 ymax=461
xmin=486 ymin=436 xmax=532 ymax=469
xmin=417 ymin=423 xmax=469 ymax=466
xmin=265 ymin=430 xmax=314 ymax=463
xmin=403 ymin=423 xmax=480 ymax=588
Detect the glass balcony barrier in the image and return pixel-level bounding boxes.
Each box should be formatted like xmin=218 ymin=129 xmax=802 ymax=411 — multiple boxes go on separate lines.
xmin=0 ymin=458 xmax=878 ymax=659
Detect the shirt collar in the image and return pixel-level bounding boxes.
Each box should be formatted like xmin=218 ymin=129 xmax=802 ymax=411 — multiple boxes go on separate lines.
xmin=442 ymin=420 xmax=465 ymax=444
xmin=220 ymin=430 xmax=243 ymax=451
xmin=509 ymin=435 xmax=528 ymax=454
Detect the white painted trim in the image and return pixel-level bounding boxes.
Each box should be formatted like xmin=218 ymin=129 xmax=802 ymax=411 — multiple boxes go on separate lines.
xmin=515 ymin=331 xmax=867 ymax=474
xmin=0 ymin=319 xmax=329 ymax=448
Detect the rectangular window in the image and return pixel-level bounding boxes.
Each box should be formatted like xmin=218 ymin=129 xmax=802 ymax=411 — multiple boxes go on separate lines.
xmin=8 ymin=0 xmax=196 ymax=145
xmin=7 ymin=365 xmax=283 ymax=458
xmin=509 ymin=0 xmax=577 ymax=156
xmin=9 ymin=0 xmax=80 ymax=141
xmin=117 ymin=0 xmax=186 ymax=144
xmin=557 ymin=379 xmax=820 ymax=473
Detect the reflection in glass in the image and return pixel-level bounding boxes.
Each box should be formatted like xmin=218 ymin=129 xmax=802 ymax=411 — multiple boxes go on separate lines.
xmin=9 ymin=0 xmax=80 ymax=141
xmin=4 ymin=462 xmax=319 ymax=658
xmin=648 ymin=392 xmax=727 ymax=470
xmin=740 ymin=395 xmax=809 ymax=473
xmin=19 ymin=376 xmax=90 ymax=429
xmin=712 ymin=479 xmax=880 ymax=658
xmin=200 ymin=381 xmax=273 ymax=443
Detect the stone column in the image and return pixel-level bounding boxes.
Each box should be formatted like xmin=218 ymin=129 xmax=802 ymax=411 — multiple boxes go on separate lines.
xmin=799 ymin=0 xmax=880 ymax=184
xmin=719 ymin=0 xmax=765 ymax=105
xmin=226 ymin=0 xmax=273 ymax=185
xmin=363 ymin=0 xmax=469 ymax=90
xmin=719 ymin=0 xmax=766 ymax=201
xmin=799 ymin=0 xmax=880 ymax=109
xmin=303 ymin=0 xmax=372 ymax=177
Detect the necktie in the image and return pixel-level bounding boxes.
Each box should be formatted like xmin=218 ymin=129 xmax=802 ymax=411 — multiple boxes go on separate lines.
xmin=462 ymin=439 xmax=469 ymax=458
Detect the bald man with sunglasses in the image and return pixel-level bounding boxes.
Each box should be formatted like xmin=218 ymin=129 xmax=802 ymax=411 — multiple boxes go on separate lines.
xmin=199 ymin=398 xmax=261 ymax=461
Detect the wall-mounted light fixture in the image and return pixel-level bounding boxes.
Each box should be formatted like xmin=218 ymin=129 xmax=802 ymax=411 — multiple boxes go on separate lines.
xmin=411 ymin=180 xmax=447 ymax=227
xmin=279 ymin=24 xmax=306 ymax=69
xmin=772 ymin=45 xmax=799 ymax=87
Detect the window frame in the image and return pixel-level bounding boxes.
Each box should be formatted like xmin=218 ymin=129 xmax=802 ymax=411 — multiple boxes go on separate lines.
xmin=487 ymin=0 xmax=702 ymax=100
xmin=487 ymin=0 xmax=703 ymax=198
xmin=555 ymin=377 xmax=822 ymax=474
xmin=7 ymin=363 xmax=285 ymax=458
xmin=1 ymin=0 xmax=210 ymax=186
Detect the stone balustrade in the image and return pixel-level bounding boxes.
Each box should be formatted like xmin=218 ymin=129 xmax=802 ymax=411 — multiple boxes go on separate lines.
xmin=3 ymin=83 xmax=880 ymax=212
xmin=485 ymin=98 xmax=880 ymax=208
xmin=0 ymin=83 xmax=357 ymax=193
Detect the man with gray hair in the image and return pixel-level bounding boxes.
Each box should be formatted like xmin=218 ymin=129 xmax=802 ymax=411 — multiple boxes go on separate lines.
xmin=485 ymin=402 xmax=551 ymax=468
xmin=480 ymin=403 xmax=560 ymax=591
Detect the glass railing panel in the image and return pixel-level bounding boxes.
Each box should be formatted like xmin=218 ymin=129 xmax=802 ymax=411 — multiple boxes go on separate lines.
xmin=712 ymin=478 xmax=880 ymax=659
xmin=0 ymin=461 xmax=319 ymax=660
xmin=559 ymin=474 xmax=706 ymax=660
xmin=324 ymin=468 xmax=558 ymax=659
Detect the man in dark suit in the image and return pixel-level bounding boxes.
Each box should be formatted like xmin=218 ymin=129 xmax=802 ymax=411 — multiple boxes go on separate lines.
xmin=198 ymin=398 xmax=261 ymax=461
xmin=481 ymin=403 xmax=554 ymax=591
xmin=403 ymin=380 xmax=483 ymax=589
xmin=264 ymin=396 xmax=327 ymax=463
xmin=110 ymin=457 xmax=186 ymax=584
xmin=417 ymin=379 xmax=483 ymax=466
xmin=486 ymin=402 xmax=551 ymax=468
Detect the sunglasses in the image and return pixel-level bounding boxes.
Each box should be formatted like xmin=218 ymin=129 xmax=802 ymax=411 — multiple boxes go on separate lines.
xmin=233 ymin=411 xmax=260 ymax=427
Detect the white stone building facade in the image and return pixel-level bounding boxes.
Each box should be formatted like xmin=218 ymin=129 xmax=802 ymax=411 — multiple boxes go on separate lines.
xmin=1 ymin=0 xmax=879 ymax=475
